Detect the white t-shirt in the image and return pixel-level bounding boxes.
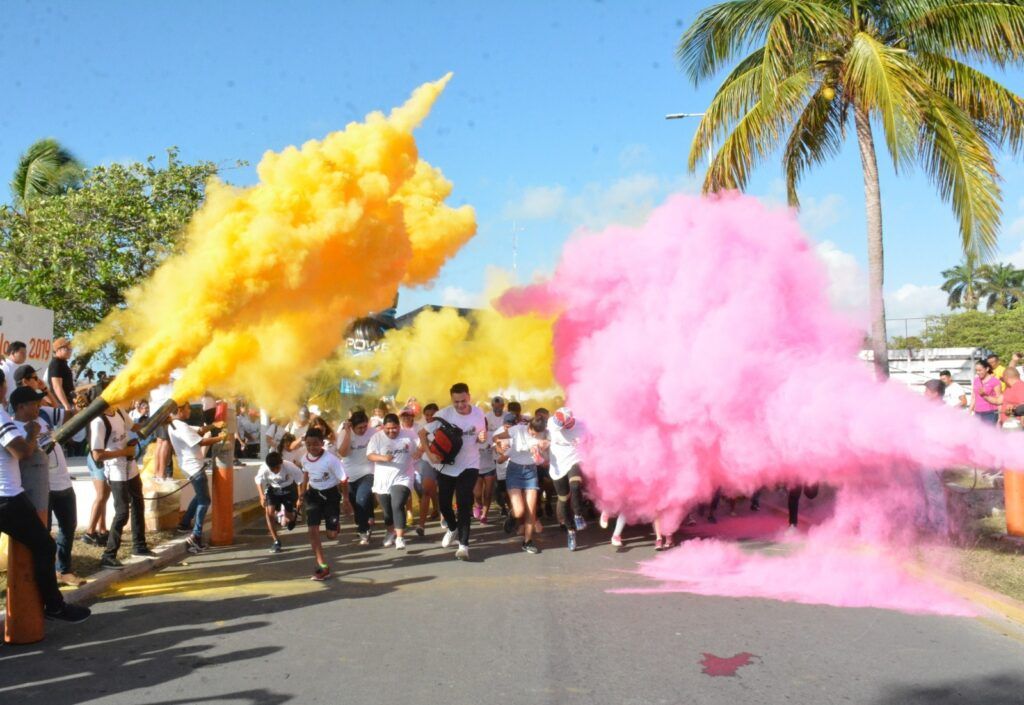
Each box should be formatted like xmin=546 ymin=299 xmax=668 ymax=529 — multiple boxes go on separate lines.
xmin=286 ymin=421 xmax=310 ymax=440
xmin=429 ymin=405 xmax=486 ymax=476
xmin=90 ymin=410 xmax=138 ymax=481
xmin=167 ymin=420 xmax=207 ymax=479
xmin=506 ymin=425 xmax=545 ymax=466
xmin=237 ymin=416 xmax=261 ymax=443
xmin=1 ymin=360 xmax=18 ymax=402
xmin=39 ymin=407 xmax=72 ymax=492
xmin=547 ymin=418 xmax=586 ymax=480
xmin=265 ymin=422 xmax=285 ymax=446
xmin=943 ymin=381 xmax=967 ymax=408
xmin=0 ymin=410 xmax=24 ymax=496
xmin=369 ymin=430 xmax=417 ymax=493
xmin=256 ymin=460 xmax=304 ymax=490
xmin=301 ymin=451 xmax=345 ymax=491
xmin=340 ymin=427 xmax=376 ymax=481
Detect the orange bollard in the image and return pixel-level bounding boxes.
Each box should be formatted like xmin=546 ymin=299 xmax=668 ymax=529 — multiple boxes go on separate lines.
xmin=210 ymin=463 xmax=234 ymax=546
xmin=5 ymin=509 xmax=48 ymax=645
xmin=1004 ymin=469 xmax=1024 ymax=537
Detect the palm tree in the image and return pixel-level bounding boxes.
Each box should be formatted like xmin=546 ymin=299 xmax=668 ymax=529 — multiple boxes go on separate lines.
xmin=977 ymin=261 xmax=1024 ymax=310
xmin=10 ymin=138 xmax=84 ymax=209
xmin=678 ymin=1 xmax=1024 ymax=377
xmin=940 ymin=256 xmax=981 ymax=310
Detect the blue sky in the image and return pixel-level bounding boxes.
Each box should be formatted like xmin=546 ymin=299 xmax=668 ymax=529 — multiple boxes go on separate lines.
xmin=4 ymin=1 xmax=1024 ymax=332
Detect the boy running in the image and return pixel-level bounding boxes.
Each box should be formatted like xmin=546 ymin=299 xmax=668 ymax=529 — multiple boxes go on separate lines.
xmin=255 ymin=451 xmax=305 ymax=552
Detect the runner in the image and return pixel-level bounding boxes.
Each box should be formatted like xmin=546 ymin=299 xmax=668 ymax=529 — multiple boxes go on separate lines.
xmin=255 ymin=450 xmax=305 ymax=552
xmin=337 ymin=410 xmax=376 ymax=545
xmin=547 ymin=407 xmax=587 ymax=551
xmin=299 ymin=427 xmax=345 ymax=580
xmin=493 ymin=412 xmax=516 ymax=517
xmin=419 ymin=383 xmax=486 ymax=561
xmin=473 ymin=397 xmax=505 ymax=524
xmin=398 ymin=406 xmax=421 ymax=527
xmin=492 ymin=415 xmax=550 ymax=554
xmin=415 ymin=403 xmax=441 ymax=536
xmin=599 ymin=512 xmax=629 ymax=548
xmin=166 ymin=402 xmax=227 ymax=554
xmin=368 ymin=413 xmax=421 ymax=550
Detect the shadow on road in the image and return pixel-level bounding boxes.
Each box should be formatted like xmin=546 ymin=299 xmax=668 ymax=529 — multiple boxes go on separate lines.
xmin=874 ymin=673 xmax=1024 ymax=705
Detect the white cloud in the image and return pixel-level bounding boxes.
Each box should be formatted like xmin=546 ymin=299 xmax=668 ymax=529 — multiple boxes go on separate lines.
xmin=798 ymin=194 xmax=845 ymax=235
xmin=503 ymin=173 xmax=698 ymax=232
xmin=618 ymin=143 xmax=652 ymax=170
xmin=440 ymin=286 xmax=482 ymax=309
xmin=502 ymin=186 xmax=566 ymax=221
xmin=884 ymin=283 xmax=948 ymax=321
xmin=1007 ymin=239 xmax=1024 ymax=268
xmin=815 ymin=240 xmax=867 ymax=313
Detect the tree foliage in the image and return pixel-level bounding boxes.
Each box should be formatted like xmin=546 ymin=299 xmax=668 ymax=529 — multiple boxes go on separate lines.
xmin=0 ymin=149 xmax=221 ymax=336
xmin=923 ymin=307 xmax=1024 ymax=358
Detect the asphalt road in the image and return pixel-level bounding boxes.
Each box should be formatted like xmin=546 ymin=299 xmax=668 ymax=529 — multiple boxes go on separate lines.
xmin=2 ymin=504 xmax=1024 ymax=705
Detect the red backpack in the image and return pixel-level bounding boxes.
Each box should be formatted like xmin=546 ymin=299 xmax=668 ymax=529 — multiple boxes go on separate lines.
xmin=429 ymin=417 xmax=464 ymax=465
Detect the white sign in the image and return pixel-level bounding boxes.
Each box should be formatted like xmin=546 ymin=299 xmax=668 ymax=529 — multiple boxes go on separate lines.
xmin=0 ymin=299 xmax=55 ymax=370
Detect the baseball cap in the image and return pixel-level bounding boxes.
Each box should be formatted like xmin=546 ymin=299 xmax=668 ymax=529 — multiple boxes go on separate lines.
xmin=491 ymin=395 xmax=504 ymax=404
xmin=10 ymin=386 xmax=45 ymax=407
xmin=53 ymin=337 xmax=71 ymax=351
xmin=502 ymin=412 xmax=518 ymax=424
xmin=399 ymin=406 xmax=415 ymax=416
xmin=13 ymin=364 xmax=38 ymax=384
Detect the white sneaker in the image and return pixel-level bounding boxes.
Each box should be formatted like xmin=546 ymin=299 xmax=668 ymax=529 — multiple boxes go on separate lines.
xmin=441 ymin=529 xmax=457 ymax=548
xmin=599 ymin=511 xmax=610 ymax=529
xmin=383 ymin=531 xmax=396 ymax=548
xmin=395 ymin=536 xmax=406 ymax=550
xmin=358 ymin=531 xmax=370 ymax=546
xmin=455 ymin=544 xmax=469 ymax=560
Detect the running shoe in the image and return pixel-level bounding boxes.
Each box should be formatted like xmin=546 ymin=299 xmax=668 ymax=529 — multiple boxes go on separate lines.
xmin=599 ymin=512 xmax=610 ymax=529
xmin=442 ymin=529 xmax=458 ymax=548
xmin=522 ymin=540 xmax=541 ymax=554
xmin=311 ymin=565 xmax=331 ymax=581
xmin=44 ymin=602 xmax=91 ymax=623
xmin=133 ymin=548 xmax=157 ymax=558
xmin=479 ymin=514 xmax=489 ymax=525
xmin=98 ymin=532 xmax=110 ymax=545
xmin=174 ymin=523 xmax=191 ymax=535
xmin=573 ymin=514 xmax=587 ymax=531
xmin=56 ymin=572 xmax=86 ymax=587
xmin=383 ymin=531 xmax=396 ymax=548
xmin=567 ymin=530 xmax=577 ymax=551
xmin=100 ymin=556 xmax=124 ymax=569
xmin=415 ymin=526 xmax=425 ymax=537
xmin=503 ymin=514 xmax=516 ymax=535
xmin=499 ymin=507 xmax=508 ymax=518
xmin=664 ymin=536 xmax=675 ymax=550
xmin=186 ymin=535 xmax=205 ymax=554
xmin=455 ymin=544 xmax=469 ymax=560
xmin=472 ymin=504 xmax=482 ymax=520
xmin=80 ymin=532 xmax=99 ymax=546
xmin=270 ymin=540 xmax=282 ymax=553
xmin=358 ymin=531 xmax=370 ymax=546
xmin=440 ymin=519 xmax=448 ymax=530
xmin=286 ymin=515 xmax=296 ymax=531
xmin=395 ymin=536 xmax=407 ymax=550
xmin=654 ymin=537 xmax=664 ymax=551
xmin=611 ymin=535 xmax=623 ymax=548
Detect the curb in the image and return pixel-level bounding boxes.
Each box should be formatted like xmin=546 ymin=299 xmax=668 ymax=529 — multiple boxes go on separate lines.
xmin=908 ymin=561 xmax=1024 ymax=632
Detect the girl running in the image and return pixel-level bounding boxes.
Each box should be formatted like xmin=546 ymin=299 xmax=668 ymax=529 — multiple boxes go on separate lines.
xmin=416 ymin=403 xmax=441 ymax=536
xmin=367 ymin=413 xmax=422 ymax=550
xmin=493 ymin=416 xmax=550 ymax=554
xmin=337 ymin=410 xmax=377 ymax=545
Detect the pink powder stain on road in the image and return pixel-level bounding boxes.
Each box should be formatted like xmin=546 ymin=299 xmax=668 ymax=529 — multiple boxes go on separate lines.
xmin=700 ymin=652 xmax=759 ymax=677
xmin=499 ymin=192 xmax=1019 ymax=615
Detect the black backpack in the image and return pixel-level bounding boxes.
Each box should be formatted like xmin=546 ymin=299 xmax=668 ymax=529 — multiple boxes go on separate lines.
xmin=428 ymin=417 xmax=464 ymax=465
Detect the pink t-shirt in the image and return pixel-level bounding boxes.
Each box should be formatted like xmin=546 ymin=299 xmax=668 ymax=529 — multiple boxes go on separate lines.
xmin=973 ymin=375 xmax=1000 ymax=413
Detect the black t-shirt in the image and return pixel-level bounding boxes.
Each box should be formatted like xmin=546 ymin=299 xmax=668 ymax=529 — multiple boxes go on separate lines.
xmin=47 ymin=357 xmax=74 ymax=402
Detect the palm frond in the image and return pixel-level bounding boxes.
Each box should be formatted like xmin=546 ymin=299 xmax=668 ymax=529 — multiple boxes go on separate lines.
xmin=898 ymin=1 xmax=1024 ymax=66
xmin=918 ymin=51 xmax=1024 ymax=153
xmin=919 ymin=92 xmax=1002 ymax=259
xmin=702 ymin=69 xmax=816 ymax=193
xmin=678 ymin=0 xmax=848 ymax=85
xmin=843 ymin=31 xmax=927 ymax=168
xmin=783 ymin=86 xmax=848 ymax=206
xmin=689 ymin=49 xmax=766 ymax=172
xmin=10 ymin=138 xmax=84 ymax=207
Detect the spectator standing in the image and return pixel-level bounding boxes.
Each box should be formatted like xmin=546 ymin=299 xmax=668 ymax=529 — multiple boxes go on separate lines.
xmin=999 ymin=367 xmax=1024 ymax=428
xmin=2 ymin=341 xmax=27 ymax=402
xmin=236 ymin=407 xmax=262 ymax=459
xmin=938 ymin=370 xmax=968 ymax=409
xmin=47 ymin=337 xmax=75 ymax=412
xmin=988 ymin=353 xmax=1007 ymax=390
xmin=972 ymin=360 xmax=1002 ymax=425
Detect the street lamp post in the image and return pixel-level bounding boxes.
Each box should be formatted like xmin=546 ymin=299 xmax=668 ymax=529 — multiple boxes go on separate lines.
xmin=666 ymin=111 xmax=711 ymax=168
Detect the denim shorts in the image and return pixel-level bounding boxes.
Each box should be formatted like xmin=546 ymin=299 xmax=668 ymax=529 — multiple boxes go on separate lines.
xmin=505 ymin=461 xmax=539 ymax=491
xmin=87 ymin=454 xmax=106 ymax=481
xmin=419 ymin=460 xmax=439 ymax=483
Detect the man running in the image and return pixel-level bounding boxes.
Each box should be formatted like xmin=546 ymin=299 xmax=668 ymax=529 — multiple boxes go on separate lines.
xmin=255 ymin=451 xmax=305 ymax=552
xmin=299 ymin=427 xmax=345 ymax=580
xmin=419 ymin=383 xmax=486 ymax=560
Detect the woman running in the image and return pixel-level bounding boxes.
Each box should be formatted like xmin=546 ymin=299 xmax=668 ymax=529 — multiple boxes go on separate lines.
xmin=416 ymin=403 xmax=441 ymax=536
xmin=493 ymin=415 xmax=550 ymax=554
xmin=337 ymin=410 xmax=377 ymax=545
xmin=367 ymin=413 xmax=421 ymax=550
xmin=547 ymin=407 xmax=587 ymax=551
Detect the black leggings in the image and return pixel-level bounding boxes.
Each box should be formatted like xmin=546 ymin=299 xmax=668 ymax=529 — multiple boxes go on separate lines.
xmin=0 ymin=492 xmax=64 ymax=610
xmin=787 ymin=484 xmax=820 ymax=526
xmin=495 ymin=479 xmax=509 ymax=510
xmin=437 ymin=468 xmax=479 ymax=546
xmin=552 ymin=465 xmax=584 ymax=528
xmin=377 ymin=486 xmax=412 ymax=531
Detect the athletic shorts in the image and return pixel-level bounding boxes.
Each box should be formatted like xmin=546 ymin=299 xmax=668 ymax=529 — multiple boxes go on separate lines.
xmin=419 ymin=460 xmax=438 ymax=483
xmin=478 ymin=468 xmax=496 ymax=478
xmin=536 ymin=464 xmax=551 ymax=481
xmin=506 ymin=461 xmax=539 ymax=491
xmin=304 ymin=486 xmax=341 ymax=531
xmin=266 ymin=484 xmax=298 ymax=511
xmin=153 ymin=424 xmax=170 ymax=442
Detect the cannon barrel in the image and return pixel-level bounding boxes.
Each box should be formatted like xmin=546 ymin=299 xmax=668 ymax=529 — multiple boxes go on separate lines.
xmin=46 ymin=396 xmax=110 ymax=451
xmin=138 ymin=398 xmax=178 ymax=438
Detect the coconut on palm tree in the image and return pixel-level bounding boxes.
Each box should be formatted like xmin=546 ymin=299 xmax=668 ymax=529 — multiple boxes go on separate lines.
xmin=940 ymin=256 xmax=981 ymax=310
xmin=678 ymin=0 xmax=1024 ymax=377
xmin=10 ymin=138 xmax=84 ymax=209
xmin=977 ymin=261 xmax=1024 ymax=310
